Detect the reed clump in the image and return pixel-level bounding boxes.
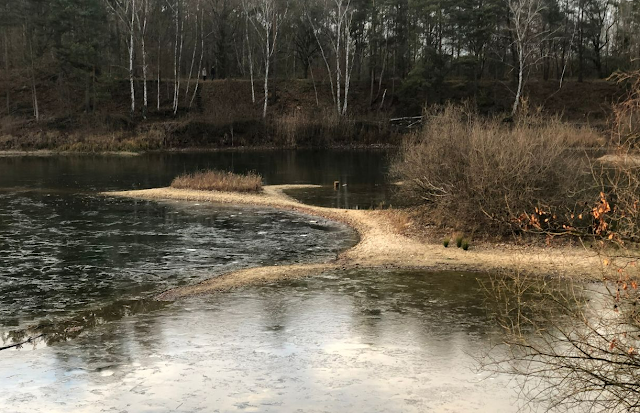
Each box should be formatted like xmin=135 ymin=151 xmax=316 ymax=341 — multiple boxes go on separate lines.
xmin=171 ymin=170 xmax=263 ymax=193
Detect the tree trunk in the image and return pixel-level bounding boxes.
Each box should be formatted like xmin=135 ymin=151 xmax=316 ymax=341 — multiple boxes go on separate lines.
xmin=26 ymin=25 xmax=39 ymax=122
xmin=185 ymin=2 xmax=199 ymax=105
xmin=342 ymin=21 xmax=351 ymax=115
xmin=3 ymin=29 xmax=9 ymax=116
xmin=244 ymin=8 xmax=256 ymax=103
xmin=309 ymin=57 xmax=319 ymax=107
xmin=140 ymin=0 xmax=148 ymax=119
xmin=577 ymin=6 xmax=584 ymax=83
xmin=263 ymin=34 xmax=270 ymax=118
xmin=512 ymin=46 xmax=524 ymax=116
xmin=335 ymin=11 xmax=342 ymax=116
xmin=190 ymin=6 xmax=205 ymax=109
xmin=172 ymin=0 xmax=179 ymax=114
xmin=129 ymin=0 xmax=136 ymax=118
xmin=157 ymin=40 xmax=161 ymax=111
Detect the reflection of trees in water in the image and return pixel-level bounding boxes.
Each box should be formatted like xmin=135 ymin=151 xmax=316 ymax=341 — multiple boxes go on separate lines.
xmin=48 ymin=298 xmax=169 ymax=383
xmin=1 ymin=298 xmax=168 ymax=355
xmin=482 ymin=270 xmax=640 ymax=412
xmin=327 ymin=270 xmax=501 ymax=354
xmin=254 ymin=286 xmax=294 ymax=348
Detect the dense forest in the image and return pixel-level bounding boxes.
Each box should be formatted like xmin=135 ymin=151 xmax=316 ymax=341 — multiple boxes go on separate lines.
xmin=1 ymin=0 xmax=639 ymax=148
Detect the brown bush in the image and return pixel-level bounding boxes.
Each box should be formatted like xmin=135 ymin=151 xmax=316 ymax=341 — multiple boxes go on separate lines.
xmin=270 ymin=108 xmax=398 ymax=147
xmin=611 ymin=70 xmax=640 ymax=147
xmin=480 ymin=73 xmax=640 ymax=413
xmin=391 ymin=105 xmax=596 ymax=232
xmin=271 ymin=109 xmax=353 ymax=147
xmin=171 ymin=170 xmax=263 ymax=193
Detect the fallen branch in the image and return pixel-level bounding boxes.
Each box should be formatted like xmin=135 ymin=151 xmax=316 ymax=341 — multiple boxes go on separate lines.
xmin=0 ymin=334 xmax=45 ymax=351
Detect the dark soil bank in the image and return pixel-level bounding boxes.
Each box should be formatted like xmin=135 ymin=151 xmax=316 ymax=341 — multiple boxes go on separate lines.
xmin=1 ymin=79 xmax=623 ymax=151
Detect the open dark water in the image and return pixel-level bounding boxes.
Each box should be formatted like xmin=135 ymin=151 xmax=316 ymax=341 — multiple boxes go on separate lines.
xmin=0 ymin=150 xmax=393 ymax=208
xmin=0 ymin=151 xmax=529 ymax=412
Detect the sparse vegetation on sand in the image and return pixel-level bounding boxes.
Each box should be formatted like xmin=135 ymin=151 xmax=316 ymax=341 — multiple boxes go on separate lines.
xmin=171 ymin=170 xmax=263 ymax=193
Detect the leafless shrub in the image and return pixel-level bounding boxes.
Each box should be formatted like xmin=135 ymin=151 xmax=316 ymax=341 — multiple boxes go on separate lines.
xmin=480 ymin=72 xmax=640 ymax=412
xmin=482 ymin=265 xmax=640 ymax=413
xmin=271 ymin=108 xmax=352 ymax=147
xmin=391 ymin=104 xmax=595 ymax=232
xmin=171 ymin=170 xmax=263 ymax=193
xmin=610 ymin=70 xmax=640 ymax=148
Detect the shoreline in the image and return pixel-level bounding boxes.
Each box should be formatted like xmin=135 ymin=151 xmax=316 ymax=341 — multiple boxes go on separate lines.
xmin=0 ymin=150 xmax=142 ymax=157
xmin=0 ymin=144 xmax=397 ymax=158
xmin=103 ymin=185 xmax=603 ymax=300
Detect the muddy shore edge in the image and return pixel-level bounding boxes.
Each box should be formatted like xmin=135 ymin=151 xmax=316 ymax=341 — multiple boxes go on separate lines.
xmin=102 ymin=185 xmax=602 ymax=300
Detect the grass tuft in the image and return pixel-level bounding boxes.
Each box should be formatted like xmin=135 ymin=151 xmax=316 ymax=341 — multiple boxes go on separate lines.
xmin=443 ymin=238 xmax=450 ymax=248
xmin=171 ymin=170 xmax=263 ymax=193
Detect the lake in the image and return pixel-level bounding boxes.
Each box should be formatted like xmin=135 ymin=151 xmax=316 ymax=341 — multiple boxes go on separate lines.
xmin=0 ymin=150 xmax=525 ymax=412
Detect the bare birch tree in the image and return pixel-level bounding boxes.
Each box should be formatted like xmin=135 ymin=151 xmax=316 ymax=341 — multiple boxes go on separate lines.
xmin=129 ymin=0 xmax=136 ymax=117
xmin=136 ymin=0 xmax=149 ymax=118
xmin=190 ymin=1 xmax=205 ymax=109
xmin=25 ymin=24 xmax=38 ymax=121
xmin=242 ymin=0 xmax=256 ymax=103
xmin=157 ymin=33 xmax=162 ymax=111
xmin=311 ymin=0 xmax=355 ymax=116
xmin=508 ymin=0 xmax=546 ymax=116
xmin=170 ymin=0 xmax=185 ymax=115
xmin=249 ymin=0 xmax=287 ymax=118
xmin=185 ymin=1 xmax=197 ymax=103
xmin=105 ymin=0 xmax=138 ymax=118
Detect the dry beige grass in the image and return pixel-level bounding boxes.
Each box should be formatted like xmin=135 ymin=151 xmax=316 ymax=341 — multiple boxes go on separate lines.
xmin=392 ymin=105 xmax=597 ymax=232
xmin=171 ymin=170 xmax=262 ymax=193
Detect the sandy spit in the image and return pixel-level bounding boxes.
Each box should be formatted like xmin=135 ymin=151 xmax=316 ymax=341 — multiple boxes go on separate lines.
xmin=102 ymin=185 xmax=603 ymax=300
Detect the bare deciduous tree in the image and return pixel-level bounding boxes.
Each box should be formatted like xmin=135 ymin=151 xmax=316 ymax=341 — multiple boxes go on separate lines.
xmin=311 ymin=0 xmax=355 ymax=116
xmin=242 ymin=0 xmax=256 ymax=103
xmin=170 ymin=0 xmax=185 ymax=115
xmin=190 ymin=0 xmax=205 ymax=109
xmin=248 ymin=0 xmax=287 ymax=118
xmin=508 ymin=0 xmax=546 ymax=115
xmin=185 ymin=0 xmax=200 ymax=104
xmin=104 ymin=0 xmax=139 ymax=117
xmin=482 ymin=76 xmax=640 ymax=410
xmin=136 ymin=0 xmax=149 ymax=118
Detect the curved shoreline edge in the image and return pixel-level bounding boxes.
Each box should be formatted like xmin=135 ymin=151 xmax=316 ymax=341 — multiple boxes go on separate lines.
xmin=102 ymin=185 xmax=602 ymax=300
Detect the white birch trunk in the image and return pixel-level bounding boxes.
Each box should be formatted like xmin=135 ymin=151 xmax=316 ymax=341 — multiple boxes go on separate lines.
xmin=4 ymin=29 xmax=9 ymax=115
xmin=247 ymin=0 xmax=285 ymax=117
xmin=335 ymin=6 xmax=341 ymax=116
xmin=129 ymin=0 xmax=136 ymax=118
xmin=263 ymin=27 xmax=270 ymax=118
xmin=26 ymin=25 xmax=39 ymax=121
xmin=310 ymin=17 xmax=335 ymax=106
xmin=140 ymin=0 xmax=148 ymax=118
xmin=157 ymin=41 xmax=161 ymax=110
xmin=32 ymin=76 xmax=39 ymax=121
xmin=512 ymin=47 xmax=524 ymax=116
xmin=185 ymin=2 xmax=199 ymax=104
xmin=190 ymin=6 xmax=205 ymax=109
xmin=245 ymin=8 xmax=256 ymax=103
xmin=342 ymin=16 xmax=352 ymax=115
xmin=309 ymin=57 xmax=319 ymax=107
xmin=342 ymin=6 xmax=356 ymax=115
xmin=174 ymin=9 xmax=184 ymax=115
xmin=508 ymin=0 xmax=545 ymax=116
xmin=172 ymin=0 xmax=179 ymax=114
